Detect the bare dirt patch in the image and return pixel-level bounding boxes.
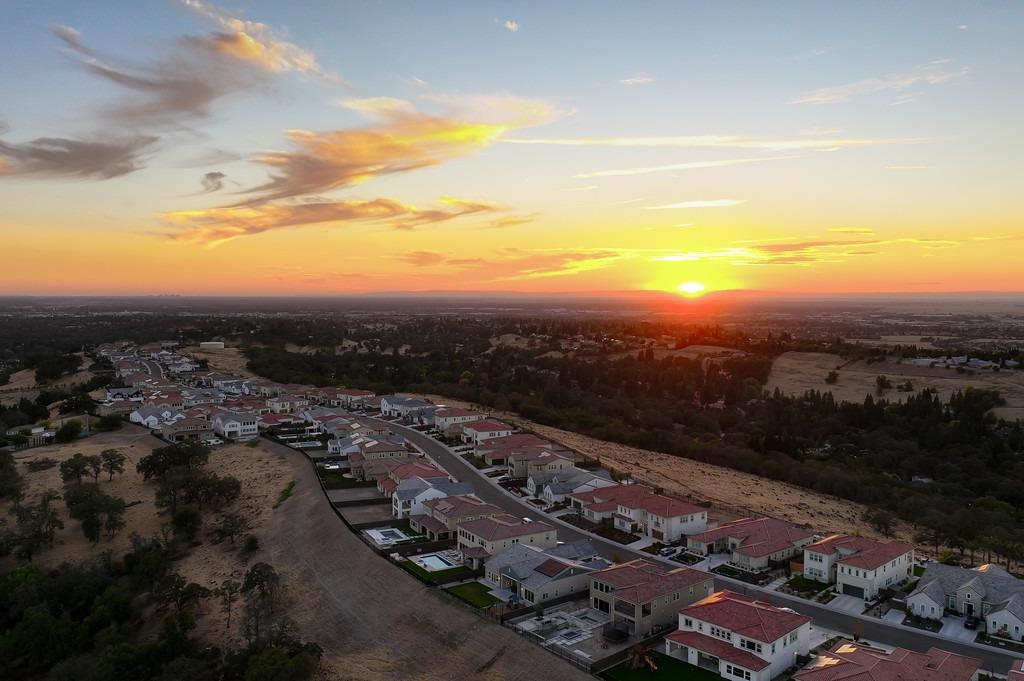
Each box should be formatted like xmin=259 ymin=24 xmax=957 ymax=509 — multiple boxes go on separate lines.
xmin=182 ymin=345 xmax=260 ymax=379
xmin=423 ymin=395 xmax=912 ymax=544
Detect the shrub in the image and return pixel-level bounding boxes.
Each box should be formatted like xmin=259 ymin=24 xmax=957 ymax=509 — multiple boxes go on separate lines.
xmin=243 ymin=534 xmax=260 ymax=553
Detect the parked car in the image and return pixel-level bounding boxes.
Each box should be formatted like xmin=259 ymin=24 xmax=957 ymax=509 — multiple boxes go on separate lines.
xmin=323 ymin=463 xmax=341 ymax=471
xmin=964 ymin=616 xmax=979 ymax=630
xmin=202 ymin=437 xmax=223 ymax=446
xmin=658 ymin=546 xmax=680 ymax=557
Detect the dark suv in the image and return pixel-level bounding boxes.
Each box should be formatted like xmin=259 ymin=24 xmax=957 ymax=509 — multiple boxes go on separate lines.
xmin=964 ymin=616 xmax=980 ymax=630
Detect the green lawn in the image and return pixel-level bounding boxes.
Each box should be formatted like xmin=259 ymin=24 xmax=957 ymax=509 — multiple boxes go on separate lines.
xmin=399 ymin=559 xmax=474 ymax=584
xmin=445 ymin=582 xmax=501 ymax=608
xmin=320 ymin=471 xmax=376 ymax=487
xmin=913 ymin=565 xmax=926 ymax=577
xmin=602 ymin=653 xmax=721 ymax=681
xmin=786 ymin=575 xmax=831 ymax=595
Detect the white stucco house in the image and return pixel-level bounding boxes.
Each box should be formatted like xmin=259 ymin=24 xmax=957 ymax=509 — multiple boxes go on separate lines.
xmin=665 ymin=590 xmax=811 ymax=681
xmin=908 ymin=563 xmax=1024 ymax=640
xmin=211 ymin=411 xmax=259 ymax=440
xmin=802 ymin=534 xmax=914 ymax=600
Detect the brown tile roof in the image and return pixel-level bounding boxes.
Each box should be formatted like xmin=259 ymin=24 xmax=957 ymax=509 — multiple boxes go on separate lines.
xmin=680 ymin=590 xmax=811 ymax=643
xmin=806 ymin=534 xmax=914 ymax=571
xmin=424 ymin=495 xmax=502 ymax=520
xmin=794 ymin=641 xmax=981 ymax=681
xmin=458 ymin=514 xmax=554 ymax=541
xmin=534 ymin=558 xmax=571 ymax=577
xmin=691 ymin=517 xmax=812 ymax=558
xmin=666 ymin=630 xmax=770 ymax=671
xmin=592 ymin=559 xmax=709 ymax=604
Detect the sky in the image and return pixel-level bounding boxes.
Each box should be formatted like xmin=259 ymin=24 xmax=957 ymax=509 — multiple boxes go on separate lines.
xmin=1 ymin=1 xmax=1022 ymax=297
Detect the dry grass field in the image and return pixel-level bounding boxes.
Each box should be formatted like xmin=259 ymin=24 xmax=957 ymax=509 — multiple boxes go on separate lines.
xmin=766 ymin=351 xmax=1024 ymax=421
xmin=182 ymin=345 xmax=261 ymax=379
xmin=0 ymin=426 xmax=293 ymax=649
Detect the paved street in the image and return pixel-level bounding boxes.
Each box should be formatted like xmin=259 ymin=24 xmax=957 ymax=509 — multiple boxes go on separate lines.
xmin=388 ymin=420 xmax=1024 ymax=674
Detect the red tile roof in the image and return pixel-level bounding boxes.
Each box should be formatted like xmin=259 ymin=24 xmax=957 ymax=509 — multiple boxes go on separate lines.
xmin=680 ymin=590 xmax=811 ymax=643
xmin=464 ymin=419 xmax=512 ymax=433
xmin=806 ymin=535 xmax=913 ymax=571
xmin=666 ymin=630 xmax=769 ymax=671
xmin=458 ymin=514 xmax=554 ymax=541
xmin=592 ymin=559 xmax=709 ymax=604
xmin=691 ymin=517 xmax=812 ymax=558
xmin=794 ymin=641 xmax=981 ymax=681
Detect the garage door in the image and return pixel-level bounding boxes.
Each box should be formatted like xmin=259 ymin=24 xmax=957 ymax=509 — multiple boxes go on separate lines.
xmin=843 ymin=584 xmax=865 ymax=599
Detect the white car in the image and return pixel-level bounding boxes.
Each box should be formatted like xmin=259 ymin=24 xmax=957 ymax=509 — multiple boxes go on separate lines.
xmin=658 ymin=546 xmax=681 ymax=557
xmin=202 ymin=438 xmax=223 ymax=446
xmin=323 ymin=463 xmax=341 ymax=471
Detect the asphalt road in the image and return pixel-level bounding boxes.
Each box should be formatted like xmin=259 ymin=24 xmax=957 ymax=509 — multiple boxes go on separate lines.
xmin=387 ymin=420 xmax=1024 ymax=674
xmin=143 ymin=359 xmax=163 ymax=377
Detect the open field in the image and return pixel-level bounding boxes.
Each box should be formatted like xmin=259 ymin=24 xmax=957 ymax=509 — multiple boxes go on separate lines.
xmin=608 ymin=344 xmax=744 ymax=361
xmin=1 ymin=425 xmax=293 ymax=649
xmin=766 ymin=351 xmax=1024 ymax=421
xmin=181 ymin=345 xmax=261 ymax=379
xmin=261 ymin=439 xmax=594 ymax=681
xmin=423 ymin=395 xmax=914 ymax=545
xmin=0 ymin=353 xmax=95 ymax=405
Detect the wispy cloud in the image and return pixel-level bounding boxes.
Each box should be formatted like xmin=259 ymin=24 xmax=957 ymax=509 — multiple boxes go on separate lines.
xmin=480 ymin=213 xmax=540 ymax=229
xmin=792 ymin=59 xmax=967 ymax=105
xmin=575 ymin=156 xmax=797 ymax=179
xmin=501 ymin=19 xmax=520 ymax=33
xmin=561 ymin=184 xmax=599 ymax=192
xmin=53 ymin=3 xmax=334 ymax=126
xmin=505 ymin=134 xmax=923 ymax=150
xmin=829 ymin=227 xmax=874 ymax=234
xmin=645 ymin=199 xmax=745 ymax=210
xmin=395 ymin=250 xmax=446 ymax=266
xmin=886 ymin=165 xmax=929 ymax=171
xmin=619 ymin=74 xmax=655 ymax=86
xmin=199 ymin=171 xmax=227 ymax=192
xmin=162 ymin=196 xmax=499 ymax=246
xmin=241 ymin=95 xmax=553 ymax=203
xmin=181 ymin=0 xmax=337 ymax=80
xmin=0 ymin=134 xmax=157 ymax=179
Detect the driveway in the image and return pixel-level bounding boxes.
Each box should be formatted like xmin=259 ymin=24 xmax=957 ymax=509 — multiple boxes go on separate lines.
xmin=260 ymin=438 xmax=594 ymax=681
xmin=939 ymin=617 xmax=982 ymax=643
xmin=826 ymin=595 xmax=866 ymax=614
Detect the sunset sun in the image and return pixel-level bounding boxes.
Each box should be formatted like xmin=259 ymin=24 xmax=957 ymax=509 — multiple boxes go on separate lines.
xmin=677 ymin=281 xmax=706 ymax=296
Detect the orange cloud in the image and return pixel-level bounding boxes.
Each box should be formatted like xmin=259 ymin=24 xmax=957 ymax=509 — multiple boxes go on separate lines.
xmin=162 ymin=196 xmax=499 ymax=246
xmin=244 ymin=97 xmax=552 ymax=203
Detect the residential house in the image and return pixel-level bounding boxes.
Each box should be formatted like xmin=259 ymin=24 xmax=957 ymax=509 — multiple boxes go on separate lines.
xmin=456 ymin=514 xmax=557 ymax=568
xmin=160 ymin=417 xmax=214 ymax=442
xmin=392 ymin=478 xmax=473 ymax=519
xmin=590 ymin=559 xmax=714 ymax=638
xmin=475 ymin=433 xmax=561 ymax=467
xmin=345 ymin=435 xmax=417 ymax=479
xmin=433 ymin=407 xmax=486 ymax=432
xmin=688 ymin=517 xmax=814 ymax=573
xmin=461 ymin=419 xmax=514 ymax=444
xmin=483 ymin=540 xmax=610 ymax=606
xmin=211 ymin=411 xmax=259 ymax=441
xmin=570 ymin=484 xmax=710 ymax=542
xmin=526 ymin=467 xmax=616 ymax=505
xmin=267 ymin=394 xmax=309 ymax=414
xmin=506 ymin=447 xmax=575 ymax=479
xmin=379 ymin=395 xmax=432 ymax=417
xmin=908 ymin=563 xmax=1024 ymax=640
xmin=665 ymin=590 xmax=811 ymax=681
xmin=376 ymin=460 xmax=449 ymax=497
xmin=794 ymin=640 xmax=981 ymax=681
xmin=129 ymin=405 xmax=184 ymax=429
xmin=180 ymin=388 xmax=225 ymax=408
xmin=336 ymin=388 xmax=375 ymax=408
xmin=802 ymin=534 xmax=914 ymax=600
xmin=409 ymin=494 xmax=503 ymax=541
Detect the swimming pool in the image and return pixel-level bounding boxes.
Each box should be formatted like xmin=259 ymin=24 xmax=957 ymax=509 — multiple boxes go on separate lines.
xmin=414 ymin=553 xmax=457 ymax=571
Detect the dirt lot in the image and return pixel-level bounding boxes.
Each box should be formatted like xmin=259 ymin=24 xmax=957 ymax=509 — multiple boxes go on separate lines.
xmin=422 ymin=395 xmax=913 ymax=544
xmin=766 ymin=351 xmax=1024 ymax=421
xmin=261 ymin=440 xmax=593 ymax=681
xmin=1 ymin=426 xmax=293 ymax=649
xmin=181 ymin=345 xmax=261 ymax=379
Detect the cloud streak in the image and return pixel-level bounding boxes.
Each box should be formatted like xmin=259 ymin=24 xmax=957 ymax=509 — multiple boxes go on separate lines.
xmin=505 ymin=134 xmax=923 ymax=150
xmin=575 ymin=156 xmax=797 ymax=179
xmin=162 ymin=196 xmax=500 ymax=246
xmin=200 ymin=171 xmax=227 ymax=192
xmin=792 ymin=59 xmax=967 ymax=104
xmin=645 ymin=199 xmax=745 ymax=210
xmin=0 ymin=134 xmax=157 ymax=179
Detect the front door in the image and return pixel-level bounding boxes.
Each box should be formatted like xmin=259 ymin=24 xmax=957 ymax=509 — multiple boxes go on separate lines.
xmin=966 ymin=603 xmax=975 ymax=616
